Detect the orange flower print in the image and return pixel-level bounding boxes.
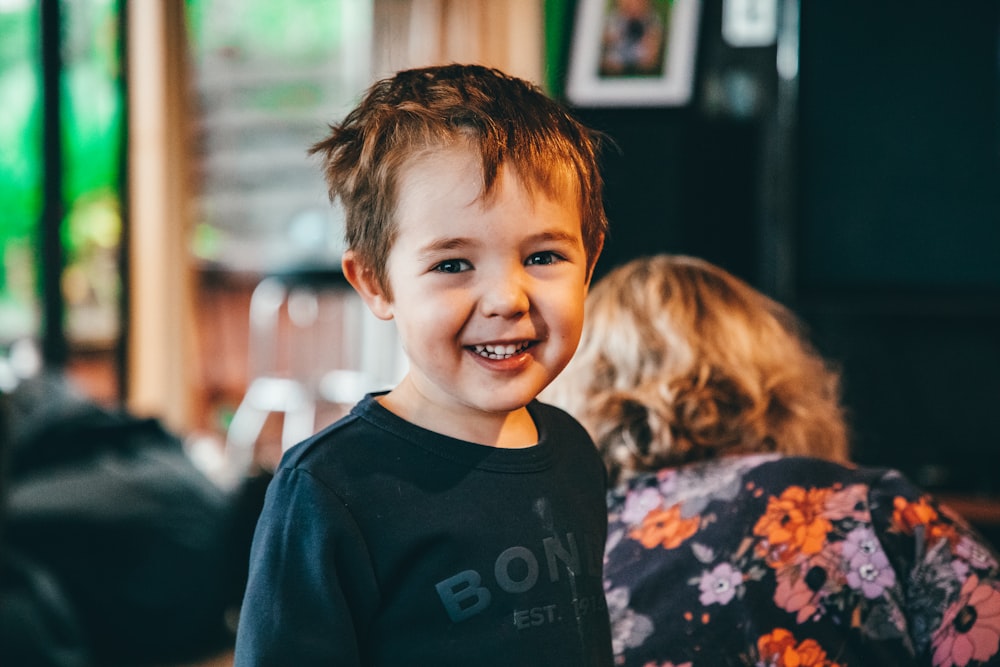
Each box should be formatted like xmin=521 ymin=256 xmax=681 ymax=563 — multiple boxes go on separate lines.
xmin=794 ymin=638 xmax=841 ymax=667
xmin=758 ymin=628 xmax=797 ymax=662
xmin=893 ymin=496 xmax=939 ymax=531
xmin=892 ymin=496 xmax=959 ymax=548
xmin=757 ymin=628 xmax=842 ymax=667
xmin=629 ymin=504 xmax=700 ymax=550
xmin=753 ymin=486 xmax=832 ymax=566
xmin=932 ymin=574 xmax=1000 ymax=667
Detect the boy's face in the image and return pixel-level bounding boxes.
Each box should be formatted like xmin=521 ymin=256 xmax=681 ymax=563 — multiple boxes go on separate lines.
xmin=349 ymin=144 xmax=591 ymax=439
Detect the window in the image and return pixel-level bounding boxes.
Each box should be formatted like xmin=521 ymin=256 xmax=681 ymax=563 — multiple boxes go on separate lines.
xmin=0 ymin=0 xmax=124 ymax=399
xmin=186 ymin=0 xmax=372 ymax=273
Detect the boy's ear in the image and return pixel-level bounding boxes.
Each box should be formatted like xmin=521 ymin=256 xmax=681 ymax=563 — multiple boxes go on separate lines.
xmin=585 ymin=234 xmax=606 ymax=286
xmin=342 ymin=250 xmax=393 ymax=321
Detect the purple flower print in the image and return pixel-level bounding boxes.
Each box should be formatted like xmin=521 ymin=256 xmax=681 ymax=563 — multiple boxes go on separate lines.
xmin=606 ymin=585 xmax=655 ymax=654
xmin=698 ymin=562 xmax=743 ymax=606
xmin=844 ymin=526 xmax=896 ymax=598
xmin=841 ymin=526 xmax=879 ymax=562
xmin=622 ymin=486 xmax=663 ymax=524
xmin=955 ymin=535 xmax=999 ymax=571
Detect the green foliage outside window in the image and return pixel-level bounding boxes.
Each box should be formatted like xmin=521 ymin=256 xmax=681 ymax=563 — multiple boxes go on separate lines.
xmin=0 ymin=0 xmax=123 ymax=347
xmin=0 ymin=5 xmax=41 ymax=342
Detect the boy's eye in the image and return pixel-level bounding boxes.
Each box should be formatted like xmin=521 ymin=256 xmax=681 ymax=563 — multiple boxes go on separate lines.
xmin=433 ymin=259 xmax=472 ymax=273
xmin=526 ymin=251 xmax=563 ymax=266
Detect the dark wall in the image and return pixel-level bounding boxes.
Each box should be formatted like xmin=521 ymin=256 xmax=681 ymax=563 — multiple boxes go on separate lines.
xmin=562 ymin=0 xmax=1000 ymax=494
xmin=568 ymin=0 xmax=772 ymax=286
xmin=798 ymin=1 xmax=1000 ymax=292
xmin=577 ymin=108 xmax=763 ymax=285
xmin=796 ymin=0 xmax=1000 ymax=494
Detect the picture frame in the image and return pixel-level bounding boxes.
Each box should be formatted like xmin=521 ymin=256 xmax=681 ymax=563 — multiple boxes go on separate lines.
xmin=565 ymin=0 xmax=701 ymax=108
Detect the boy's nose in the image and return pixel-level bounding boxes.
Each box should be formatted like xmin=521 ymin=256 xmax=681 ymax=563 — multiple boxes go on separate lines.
xmin=479 ymin=276 xmax=530 ymax=318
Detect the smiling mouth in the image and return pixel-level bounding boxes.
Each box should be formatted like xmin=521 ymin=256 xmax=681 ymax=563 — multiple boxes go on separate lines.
xmin=470 ymin=341 xmax=533 ymax=360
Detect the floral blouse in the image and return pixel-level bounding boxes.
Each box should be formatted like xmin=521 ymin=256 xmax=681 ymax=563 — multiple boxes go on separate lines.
xmin=604 ymin=454 xmax=1000 ymax=667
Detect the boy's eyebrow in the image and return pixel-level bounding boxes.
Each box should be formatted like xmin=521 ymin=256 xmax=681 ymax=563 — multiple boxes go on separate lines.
xmin=418 ymin=230 xmax=583 ymax=258
xmin=527 ymin=230 xmax=584 ymax=246
xmin=417 ymin=237 xmax=472 ymax=258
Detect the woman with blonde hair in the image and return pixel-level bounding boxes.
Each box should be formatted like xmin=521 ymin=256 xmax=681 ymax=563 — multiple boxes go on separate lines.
xmin=544 ymin=255 xmax=1000 ymax=667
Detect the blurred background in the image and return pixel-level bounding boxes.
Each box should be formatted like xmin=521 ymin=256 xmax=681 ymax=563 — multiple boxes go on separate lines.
xmin=0 ymin=0 xmax=998 ymax=663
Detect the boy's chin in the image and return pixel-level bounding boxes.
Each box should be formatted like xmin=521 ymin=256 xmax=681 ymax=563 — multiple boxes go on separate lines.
xmin=458 ymin=385 xmax=542 ymax=418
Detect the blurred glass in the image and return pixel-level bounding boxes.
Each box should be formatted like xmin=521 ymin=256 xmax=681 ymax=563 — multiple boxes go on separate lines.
xmin=0 ymin=1 xmax=42 ymax=346
xmin=62 ymin=0 xmax=123 ymax=349
xmin=0 ymin=0 xmax=123 ymax=353
xmin=186 ymin=0 xmax=373 ymax=273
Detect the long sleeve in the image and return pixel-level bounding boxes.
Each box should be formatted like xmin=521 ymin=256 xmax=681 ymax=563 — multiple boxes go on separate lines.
xmin=233 ymin=396 xmax=612 ymax=666
xmin=234 ymin=467 xmax=380 ymax=667
xmin=868 ymin=469 xmax=1000 ymax=666
xmin=603 ymin=454 xmax=1000 ymax=666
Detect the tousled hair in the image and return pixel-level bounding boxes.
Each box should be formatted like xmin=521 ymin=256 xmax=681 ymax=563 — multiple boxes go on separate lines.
xmin=309 ymin=63 xmax=608 ymax=298
xmin=544 ymin=255 xmax=849 ymax=486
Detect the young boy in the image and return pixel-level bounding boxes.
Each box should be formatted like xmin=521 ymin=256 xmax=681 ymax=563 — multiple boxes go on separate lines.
xmin=233 ymin=64 xmax=613 ymax=666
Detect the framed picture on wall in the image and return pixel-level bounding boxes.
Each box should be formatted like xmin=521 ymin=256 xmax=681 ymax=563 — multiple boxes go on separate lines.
xmin=566 ymin=0 xmax=701 ymax=107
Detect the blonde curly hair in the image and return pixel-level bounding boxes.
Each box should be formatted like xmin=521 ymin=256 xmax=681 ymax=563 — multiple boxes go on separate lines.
xmin=543 ymin=255 xmax=849 ymax=485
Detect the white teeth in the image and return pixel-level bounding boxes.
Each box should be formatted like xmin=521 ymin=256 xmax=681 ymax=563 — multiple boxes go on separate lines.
xmin=472 ymin=342 xmax=530 ymax=359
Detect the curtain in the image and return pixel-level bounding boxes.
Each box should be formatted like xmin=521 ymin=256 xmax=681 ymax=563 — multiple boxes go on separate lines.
xmin=127 ymin=0 xmax=197 ymax=432
xmin=373 ymin=0 xmax=544 ymax=85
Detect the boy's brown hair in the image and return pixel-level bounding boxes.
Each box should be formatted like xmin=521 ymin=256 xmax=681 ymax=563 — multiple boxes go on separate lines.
xmin=309 ymin=63 xmax=608 ymax=298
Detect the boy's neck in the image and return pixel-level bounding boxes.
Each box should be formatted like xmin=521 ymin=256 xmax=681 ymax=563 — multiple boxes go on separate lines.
xmin=376 ymin=388 xmax=539 ymax=449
